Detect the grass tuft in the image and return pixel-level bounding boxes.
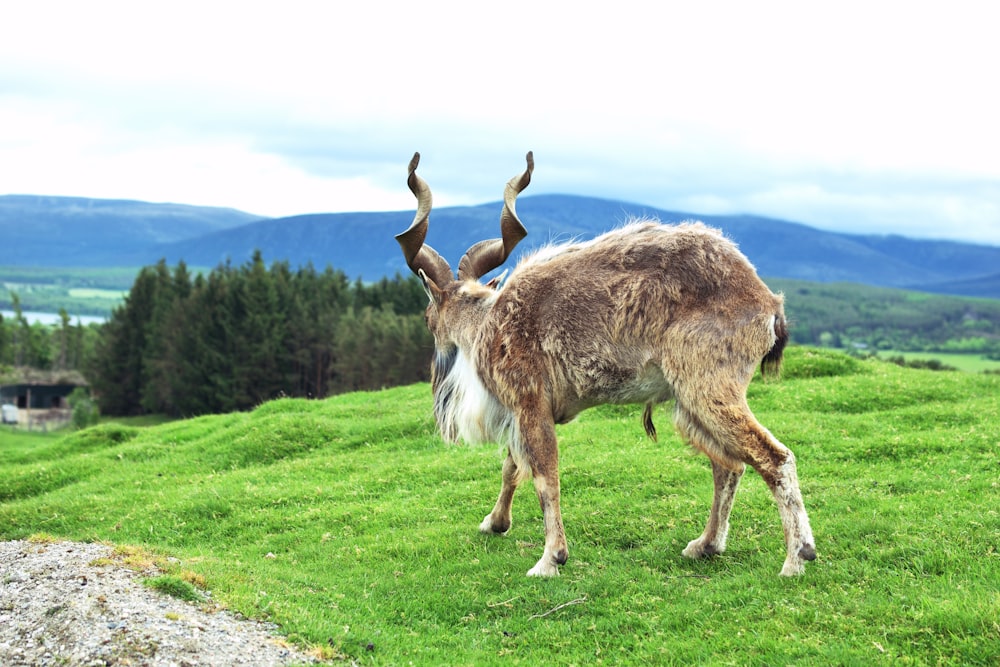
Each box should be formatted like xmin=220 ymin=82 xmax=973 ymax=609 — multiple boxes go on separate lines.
xmin=146 ymin=575 xmax=203 ymax=603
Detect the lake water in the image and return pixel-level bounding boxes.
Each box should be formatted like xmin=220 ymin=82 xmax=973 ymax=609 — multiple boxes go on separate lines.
xmin=0 ymin=310 xmax=107 ymax=326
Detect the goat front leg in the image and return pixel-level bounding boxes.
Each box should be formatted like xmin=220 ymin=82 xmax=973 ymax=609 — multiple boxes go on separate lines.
xmin=682 ymin=457 xmax=745 ymax=559
xmin=520 ymin=418 xmax=568 ymax=577
xmin=480 ymin=450 xmax=523 ymax=535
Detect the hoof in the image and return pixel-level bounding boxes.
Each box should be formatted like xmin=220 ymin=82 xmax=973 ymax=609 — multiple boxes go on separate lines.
xmin=479 ymin=515 xmax=510 ymax=535
xmin=779 ymin=560 xmax=806 ymax=576
xmin=682 ymin=538 xmax=721 ymax=559
xmin=527 ymin=560 xmax=560 ymax=577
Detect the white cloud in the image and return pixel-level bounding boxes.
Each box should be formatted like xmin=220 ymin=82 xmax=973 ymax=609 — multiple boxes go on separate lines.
xmin=1 ymin=1 xmax=999 ymax=245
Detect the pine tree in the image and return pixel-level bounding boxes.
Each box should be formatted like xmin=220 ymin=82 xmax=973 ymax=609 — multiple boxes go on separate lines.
xmin=89 ymin=265 xmax=170 ymax=414
xmin=220 ymin=251 xmax=282 ymax=409
xmin=0 ymin=313 xmax=8 ymax=366
xmin=10 ymin=293 xmax=27 ymax=367
xmin=55 ymin=309 xmax=71 ymax=371
xmin=141 ymin=260 xmax=192 ymax=414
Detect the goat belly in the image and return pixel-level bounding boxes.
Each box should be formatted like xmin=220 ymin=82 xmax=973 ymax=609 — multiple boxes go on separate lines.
xmin=570 ymin=355 xmax=674 ymax=406
xmin=548 ymin=361 xmax=674 ymax=426
xmin=606 ymin=362 xmax=675 ymax=405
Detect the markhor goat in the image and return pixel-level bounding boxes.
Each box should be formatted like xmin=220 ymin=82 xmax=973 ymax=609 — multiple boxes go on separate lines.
xmin=395 ymin=152 xmax=816 ymax=577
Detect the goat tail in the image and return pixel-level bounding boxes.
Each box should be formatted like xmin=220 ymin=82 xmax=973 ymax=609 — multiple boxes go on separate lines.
xmin=761 ymin=313 xmax=789 ymax=378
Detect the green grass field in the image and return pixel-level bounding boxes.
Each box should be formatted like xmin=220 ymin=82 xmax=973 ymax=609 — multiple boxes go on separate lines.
xmin=1 ymin=266 xmax=138 ymax=316
xmin=67 ymin=287 xmax=129 ymax=300
xmin=1 ymin=347 xmax=997 ymax=665
xmin=0 ymin=428 xmax=63 ymax=449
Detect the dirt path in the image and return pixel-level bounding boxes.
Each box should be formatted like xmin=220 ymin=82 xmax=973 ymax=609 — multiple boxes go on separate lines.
xmin=0 ymin=540 xmax=324 ymax=666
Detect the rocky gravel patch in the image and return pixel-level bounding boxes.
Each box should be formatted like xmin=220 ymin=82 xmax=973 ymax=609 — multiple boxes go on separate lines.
xmin=0 ymin=540 xmax=322 ymax=666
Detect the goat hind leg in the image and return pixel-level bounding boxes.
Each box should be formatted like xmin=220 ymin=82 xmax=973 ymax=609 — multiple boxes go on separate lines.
xmin=736 ymin=416 xmax=816 ymax=575
xmin=682 ymin=458 xmax=745 ymax=559
xmin=676 ymin=395 xmax=815 ymax=575
xmin=480 ymin=451 xmax=522 ymax=535
xmin=674 ymin=403 xmax=745 ymax=560
xmin=765 ymin=449 xmax=816 ymax=576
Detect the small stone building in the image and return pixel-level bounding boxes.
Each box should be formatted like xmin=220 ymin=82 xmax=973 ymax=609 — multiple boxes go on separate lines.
xmin=0 ymin=369 xmax=87 ymax=428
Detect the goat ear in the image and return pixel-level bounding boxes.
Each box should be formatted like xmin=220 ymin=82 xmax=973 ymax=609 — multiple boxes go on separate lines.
xmin=484 ymin=268 xmax=509 ymax=290
xmin=418 ymin=269 xmax=445 ymax=305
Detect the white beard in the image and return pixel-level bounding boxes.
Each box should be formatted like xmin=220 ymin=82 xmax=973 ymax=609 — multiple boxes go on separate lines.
xmin=433 ymin=348 xmax=518 ymax=449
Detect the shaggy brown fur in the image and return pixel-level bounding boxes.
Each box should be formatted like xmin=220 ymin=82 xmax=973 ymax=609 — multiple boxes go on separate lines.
xmin=396 ymin=153 xmax=815 ymax=577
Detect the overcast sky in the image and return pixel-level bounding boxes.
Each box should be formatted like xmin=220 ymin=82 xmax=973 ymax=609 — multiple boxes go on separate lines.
xmin=2 ymin=1 xmax=999 ymax=245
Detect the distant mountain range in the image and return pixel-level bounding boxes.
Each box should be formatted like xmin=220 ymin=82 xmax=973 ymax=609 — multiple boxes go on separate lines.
xmin=0 ymin=195 xmax=263 ymax=267
xmin=2 ymin=193 xmax=998 ymax=298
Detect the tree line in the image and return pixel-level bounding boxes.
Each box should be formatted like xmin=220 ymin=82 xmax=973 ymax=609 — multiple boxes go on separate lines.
xmin=0 ymin=294 xmax=98 ymax=374
xmin=86 ymin=252 xmax=434 ymax=417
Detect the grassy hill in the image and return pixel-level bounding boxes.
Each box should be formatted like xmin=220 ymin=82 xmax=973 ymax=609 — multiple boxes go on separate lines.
xmin=767 ymin=278 xmax=1000 ymax=355
xmin=1 ymin=348 xmax=998 ymax=664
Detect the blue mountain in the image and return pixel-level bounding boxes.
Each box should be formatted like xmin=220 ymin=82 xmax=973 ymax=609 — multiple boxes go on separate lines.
xmin=3 ymin=193 xmax=998 ymax=298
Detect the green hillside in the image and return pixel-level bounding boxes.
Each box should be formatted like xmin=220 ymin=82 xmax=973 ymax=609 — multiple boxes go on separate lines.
xmin=1 ymin=266 xmax=138 ymax=318
xmin=769 ymin=278 xmax=1000 ymax=355
xmin=1 ymin=348 xmax=998 ymax=664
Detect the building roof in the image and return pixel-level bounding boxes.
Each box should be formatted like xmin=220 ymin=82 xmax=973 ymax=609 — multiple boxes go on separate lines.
xmin=0 ymin=367 xmax=88 ymax=386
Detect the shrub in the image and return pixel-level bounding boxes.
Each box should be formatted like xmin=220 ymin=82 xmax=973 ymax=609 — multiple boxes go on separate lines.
xmin=67 ymin=387 xmax=100 ymax=429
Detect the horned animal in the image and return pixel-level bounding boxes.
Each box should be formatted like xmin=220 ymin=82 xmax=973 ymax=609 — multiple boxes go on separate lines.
xmin=395 ymin=152 xmax=816 ymax=577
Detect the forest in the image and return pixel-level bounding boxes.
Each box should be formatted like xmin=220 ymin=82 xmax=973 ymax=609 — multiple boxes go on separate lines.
xmin=87 ymin=253 xmax=434 ymax=416
xmin=3 ymin=257 xmax=1000 ymax=420
xmin=2 ymin=253 xmax=433 ymax=417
